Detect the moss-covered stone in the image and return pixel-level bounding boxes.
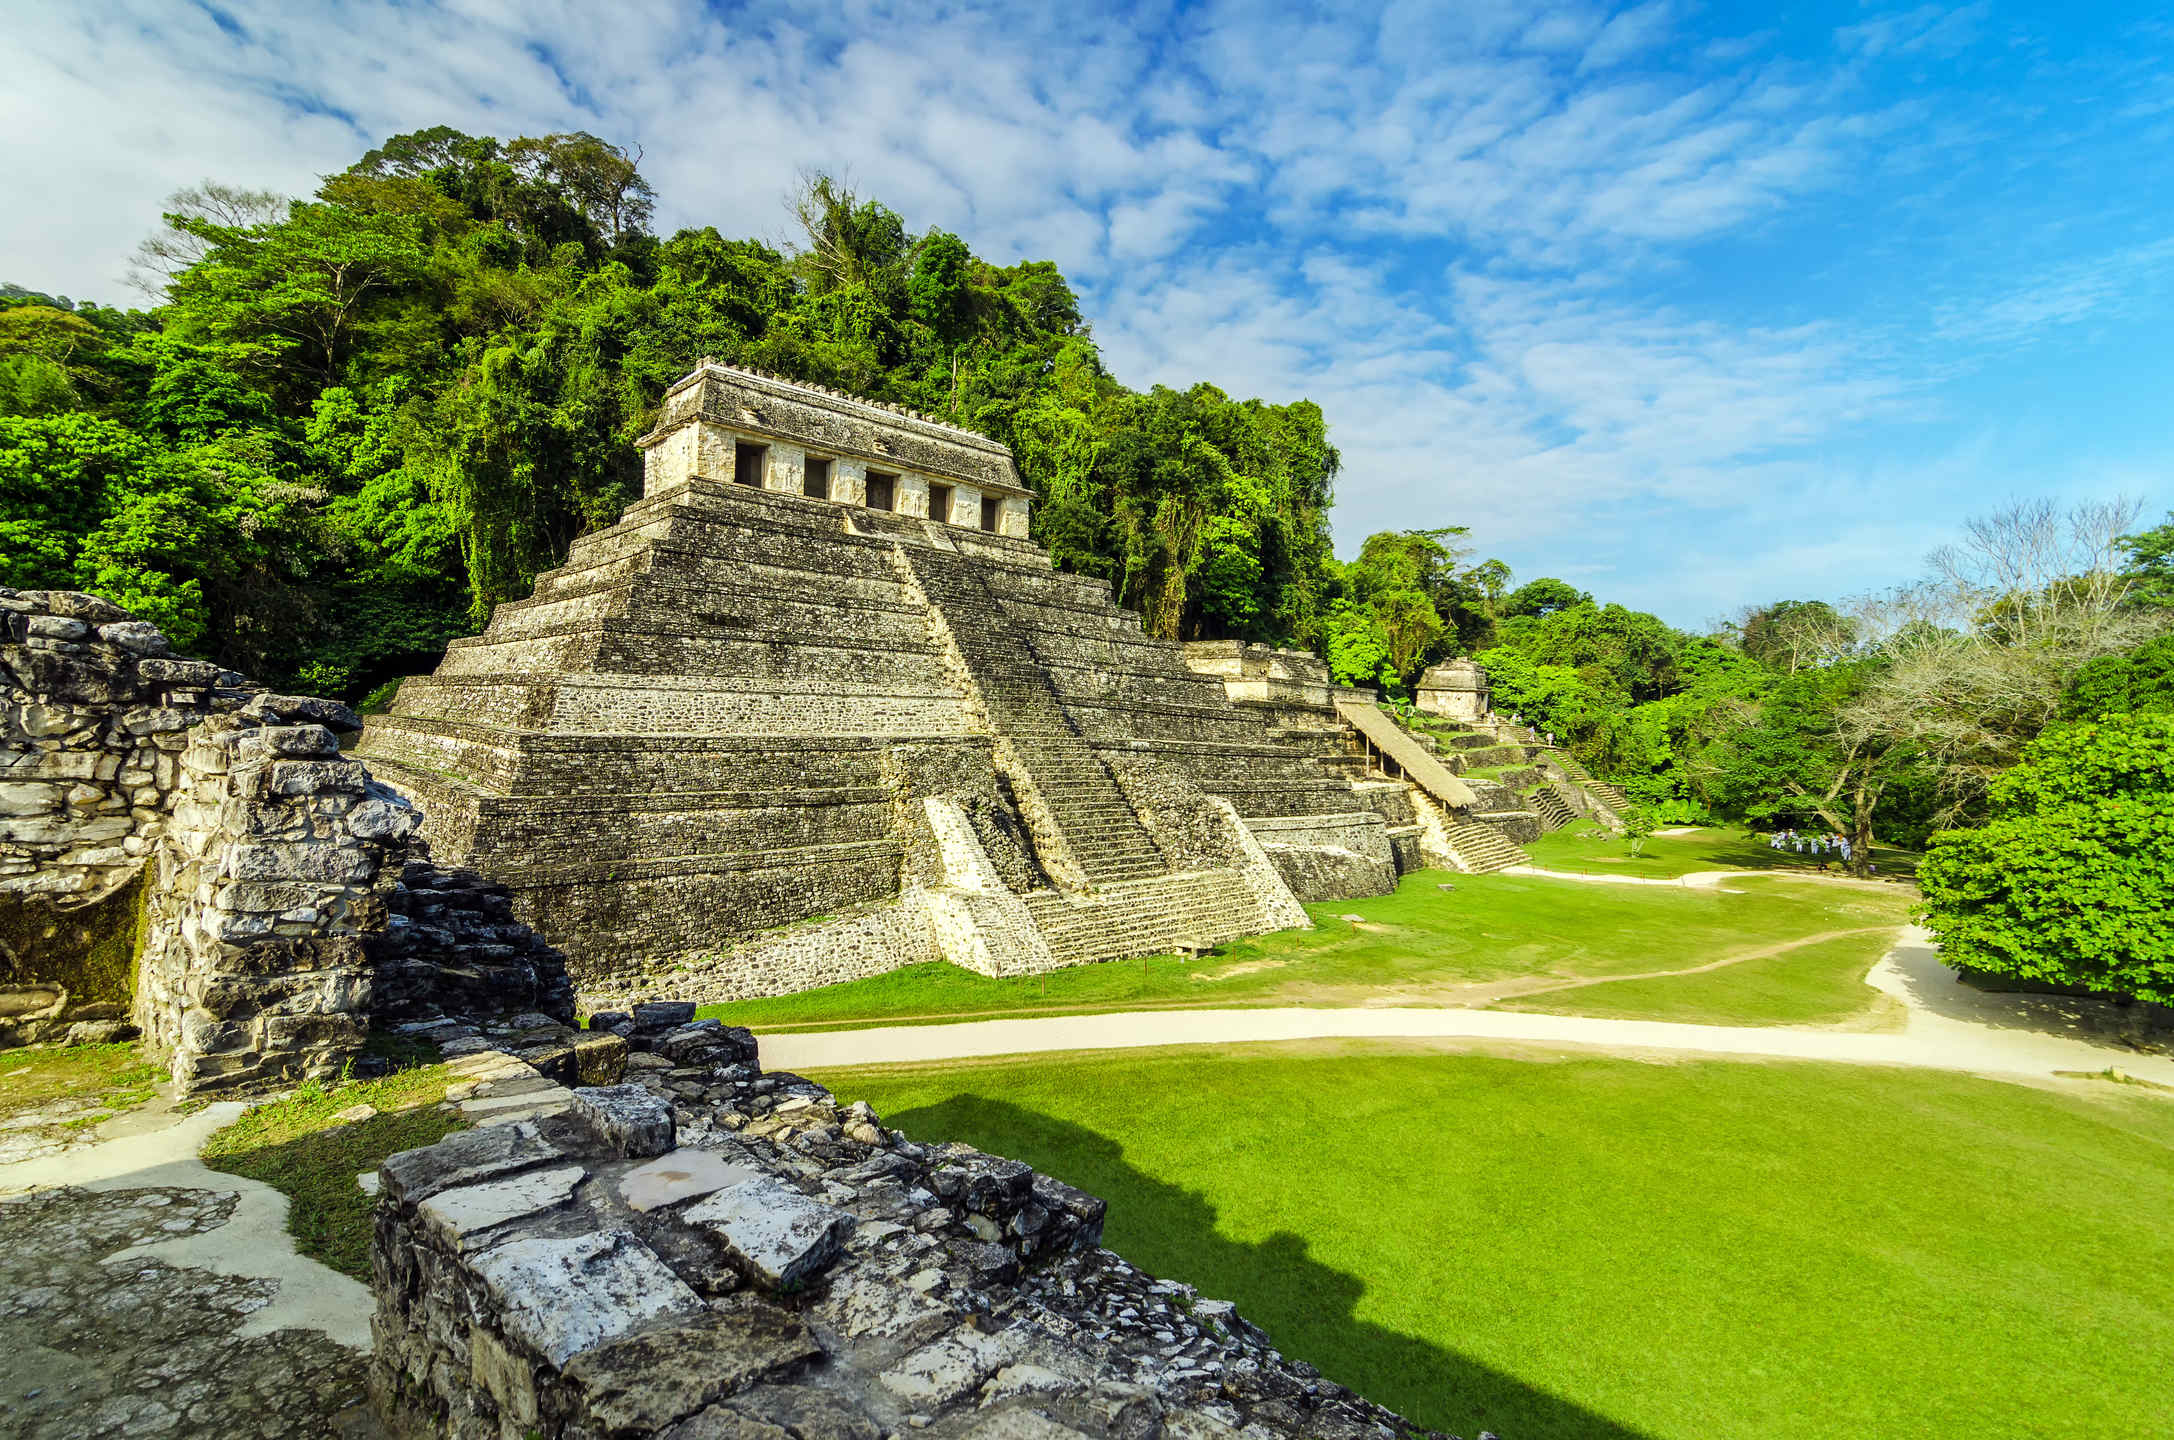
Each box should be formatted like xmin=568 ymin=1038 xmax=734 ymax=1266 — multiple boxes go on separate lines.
xmin=0 ymin=869 xmax=147 ymax=1007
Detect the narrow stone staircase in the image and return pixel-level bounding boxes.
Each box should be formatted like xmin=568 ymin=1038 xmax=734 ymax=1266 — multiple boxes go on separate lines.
xmin=897 ymin=543 xmax=1167 ymax=888
xmin=1438 ymin=819 xmax=1527 ymax=874
xmin=1541 ymin=749 xmax=1633 ymax=816
xmin=1530 ymin=783 xmax=1579 ymax=831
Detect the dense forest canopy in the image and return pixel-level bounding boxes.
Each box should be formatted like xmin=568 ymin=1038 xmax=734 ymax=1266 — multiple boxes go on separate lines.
xmin=1 ymin=129 xmax=1342 ymax=697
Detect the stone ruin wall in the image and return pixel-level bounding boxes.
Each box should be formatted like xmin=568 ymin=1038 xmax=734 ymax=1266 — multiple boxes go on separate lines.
xmin=1 ymin=587 xmax=576 ymax=1090
xmin=369 ymin=1005 xmax=1441 ymax=1440
xmin=1 ymin=588 xmax=243 ymax=1045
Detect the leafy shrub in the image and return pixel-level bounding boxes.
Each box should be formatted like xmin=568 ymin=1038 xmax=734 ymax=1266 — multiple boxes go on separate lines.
xmin=1917 ymin=713 xmax=2174 ymax=1002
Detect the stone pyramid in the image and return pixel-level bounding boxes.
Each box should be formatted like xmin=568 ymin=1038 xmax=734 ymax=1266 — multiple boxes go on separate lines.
xmin=359 ymin=363 xmax=1408 ymax=1002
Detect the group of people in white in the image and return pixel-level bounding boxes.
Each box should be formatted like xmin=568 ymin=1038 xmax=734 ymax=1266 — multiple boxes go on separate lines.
xmin=1766 ymin=827 xmax=1872 ymax=872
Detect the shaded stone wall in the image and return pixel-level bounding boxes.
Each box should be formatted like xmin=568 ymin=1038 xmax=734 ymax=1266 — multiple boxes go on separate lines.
xmin=4 ymin=589 xmax=577 ymax=1090
xmin=1 ymin=589 xmax=251 ymax=901
xmin=370 ymin=1013 xmax=1439 ymax=1440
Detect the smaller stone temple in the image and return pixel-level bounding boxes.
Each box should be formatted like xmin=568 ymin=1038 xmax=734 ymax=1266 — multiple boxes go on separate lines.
xmin=1416 ymin=658 xmax=1491 ymax=723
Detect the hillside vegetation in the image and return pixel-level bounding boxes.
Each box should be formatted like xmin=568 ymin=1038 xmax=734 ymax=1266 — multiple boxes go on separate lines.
xmin=2 ymin=132 xmax=1339 ymax=698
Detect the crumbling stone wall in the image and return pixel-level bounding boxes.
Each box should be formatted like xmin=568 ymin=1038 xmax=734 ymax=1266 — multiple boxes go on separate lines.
xmin=371 ymin=1010 xmax=1439 ymax=1440
xmin=131 ymin=697 xmax=424 ymax=1089
xmin=369 ymin=861 xmax=580 ymax=1028
xmin=2 ymin=587 xmax=260 ymax=1044
xmin=3 ymin=589 xmax=577 ymax=1090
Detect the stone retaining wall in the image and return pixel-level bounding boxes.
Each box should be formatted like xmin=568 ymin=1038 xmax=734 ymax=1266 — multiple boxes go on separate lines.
xmin=371 ymin=1008 xmax=1447 ymax=1440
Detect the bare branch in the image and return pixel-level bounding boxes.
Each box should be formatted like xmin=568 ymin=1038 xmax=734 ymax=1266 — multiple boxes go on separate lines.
xmin=125 ymin=181 xmax=290 ymax=298
xmin=1843 ymin=496 xmax=2168 ymax=821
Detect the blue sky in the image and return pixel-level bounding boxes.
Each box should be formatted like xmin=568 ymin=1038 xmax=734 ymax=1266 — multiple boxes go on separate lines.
xmin=5 ymin=0 xmax=2170 ymax=626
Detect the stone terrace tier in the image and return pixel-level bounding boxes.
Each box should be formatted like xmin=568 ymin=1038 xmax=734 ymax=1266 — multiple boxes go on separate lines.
xmin=361 ymin=368 xmax=1409 ymax=999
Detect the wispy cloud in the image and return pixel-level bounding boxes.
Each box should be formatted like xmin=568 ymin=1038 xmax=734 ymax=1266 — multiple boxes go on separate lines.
xmin=3 ymin=0 xmax=2170 ymax=623
xmin=1931 ymin=238 xmax=2174 ymax=348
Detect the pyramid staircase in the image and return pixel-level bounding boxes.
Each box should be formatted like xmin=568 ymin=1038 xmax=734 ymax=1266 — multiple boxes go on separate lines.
xmin=1436 ymin=818 xmax=1528 ymax=874
xmin=1530 ymin=783 xmax=1580 ymax=831
xmin=1541 ymin=749 xmax=1633 ymax=817
xmin=896 ymin=540 xmax=1167 ymax=889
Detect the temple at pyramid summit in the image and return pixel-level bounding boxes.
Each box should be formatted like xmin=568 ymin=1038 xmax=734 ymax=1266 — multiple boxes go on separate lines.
xmin=358 ymin=362 xmax=1556 ymax=1003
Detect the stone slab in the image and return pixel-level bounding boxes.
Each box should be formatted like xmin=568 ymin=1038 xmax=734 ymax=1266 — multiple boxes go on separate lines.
xmin=470 ymin=1229 xmax=706 ymax=1368
xmin=684 ymin=1177 xmax=855 ymax=1289
xmin=572 ymin=1083 xmax=677 ymax=1158
xmin=879 ymin=1325 xmax=1030 ymax=1408
xmin=563 ymin=1298 xmax=824 ymax=1433
xmin=419 ymin=1163 xmax=587 ymax=1249
xmin=379 ymin=1120 xmax=562 ymax=1204
xmin=620 ymin=1148 xmax=760 ymax=1213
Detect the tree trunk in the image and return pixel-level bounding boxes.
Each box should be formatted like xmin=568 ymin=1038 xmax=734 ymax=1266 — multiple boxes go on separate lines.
xmin=1850 ymin=781 xmax=1876 ymax=878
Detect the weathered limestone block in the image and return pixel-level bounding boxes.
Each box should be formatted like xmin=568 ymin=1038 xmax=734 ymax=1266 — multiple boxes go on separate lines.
xmin=472 ymin=1229 xmax=708 ymax=1367
xmin=571 ymin=1083 xmax=677 ymax=1158
xmin=369 ymin=1021 xmax=1432 ymax=1440
xmin=684 ymin=1176 xmax=855 ymax=1289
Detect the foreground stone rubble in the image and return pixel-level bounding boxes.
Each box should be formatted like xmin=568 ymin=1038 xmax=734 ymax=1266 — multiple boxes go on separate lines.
xmin=374 ymin=1005 xmax=1460 ymax=1440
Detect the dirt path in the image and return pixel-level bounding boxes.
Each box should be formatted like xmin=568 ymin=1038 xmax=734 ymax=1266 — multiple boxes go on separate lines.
xmin=763 ymin=928 xmax=2174 ymax=1085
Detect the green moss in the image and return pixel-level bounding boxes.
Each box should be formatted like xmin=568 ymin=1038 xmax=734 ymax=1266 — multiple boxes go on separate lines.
xmin=0 ymin=870 xmax=148 ymax=1006
xmin=0 ymin=1042 xmax=164 ymax=1126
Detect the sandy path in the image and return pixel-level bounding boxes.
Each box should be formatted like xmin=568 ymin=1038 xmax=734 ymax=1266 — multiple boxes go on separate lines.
xmin=763 ymin=928 xmax=2174 ymax=1086
xmin=0 ymin=1096 xmax=373 ymax=1347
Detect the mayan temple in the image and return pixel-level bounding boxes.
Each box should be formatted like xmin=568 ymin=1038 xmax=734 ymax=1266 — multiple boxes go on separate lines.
xmin=358 ymin=362 xmax=1496 ymax=1002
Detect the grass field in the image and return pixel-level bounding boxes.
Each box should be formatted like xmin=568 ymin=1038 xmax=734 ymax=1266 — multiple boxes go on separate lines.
xmin=201 ymin=1044 xmax=464 ymax=1277
xmin=817 ymin=1044 xmax=2174 ymax=1440
xmin=703 ymin=860 xmax=1912 ymax=1032
xmin=0 ymin=1042 xmax=162 ymax=1129
xmin=1525 ymin=824 xmax=1921 ymax=880
xmin=1496 ymin=930 xmax=1905 ymax=1026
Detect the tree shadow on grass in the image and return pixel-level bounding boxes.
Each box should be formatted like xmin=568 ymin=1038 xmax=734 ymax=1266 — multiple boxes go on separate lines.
xmin=883 ymin=1094 xmax=1659 ymax=1440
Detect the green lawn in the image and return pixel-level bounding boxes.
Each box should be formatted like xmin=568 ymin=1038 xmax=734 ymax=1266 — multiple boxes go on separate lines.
xmin=201 ymin=1041 xmax=464 ymax=1278
xmin=1499 ymin=930 xmax=1902 ymax=1026
xmin=0 ymin=1042 xmax=163 ymax=1128
xmin=817 ymin=1045 xmax=2174 ymax=1440
xmin=703 ymin=868 xmax=1910 ymax=1032
xmin=1525 ymin=824 xmax=1921 ymax=880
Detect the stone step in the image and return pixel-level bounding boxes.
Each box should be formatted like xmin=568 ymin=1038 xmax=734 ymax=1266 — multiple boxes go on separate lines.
xmin=898 ymin=542 xmax=1169 ymax=891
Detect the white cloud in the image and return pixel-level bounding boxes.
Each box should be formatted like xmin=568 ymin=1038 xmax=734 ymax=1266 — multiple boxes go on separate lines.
xmin=1931 ymin=238 xmax=2174 ymax=348
xmin=2 ymin=0 xmax=2168 ymax=626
